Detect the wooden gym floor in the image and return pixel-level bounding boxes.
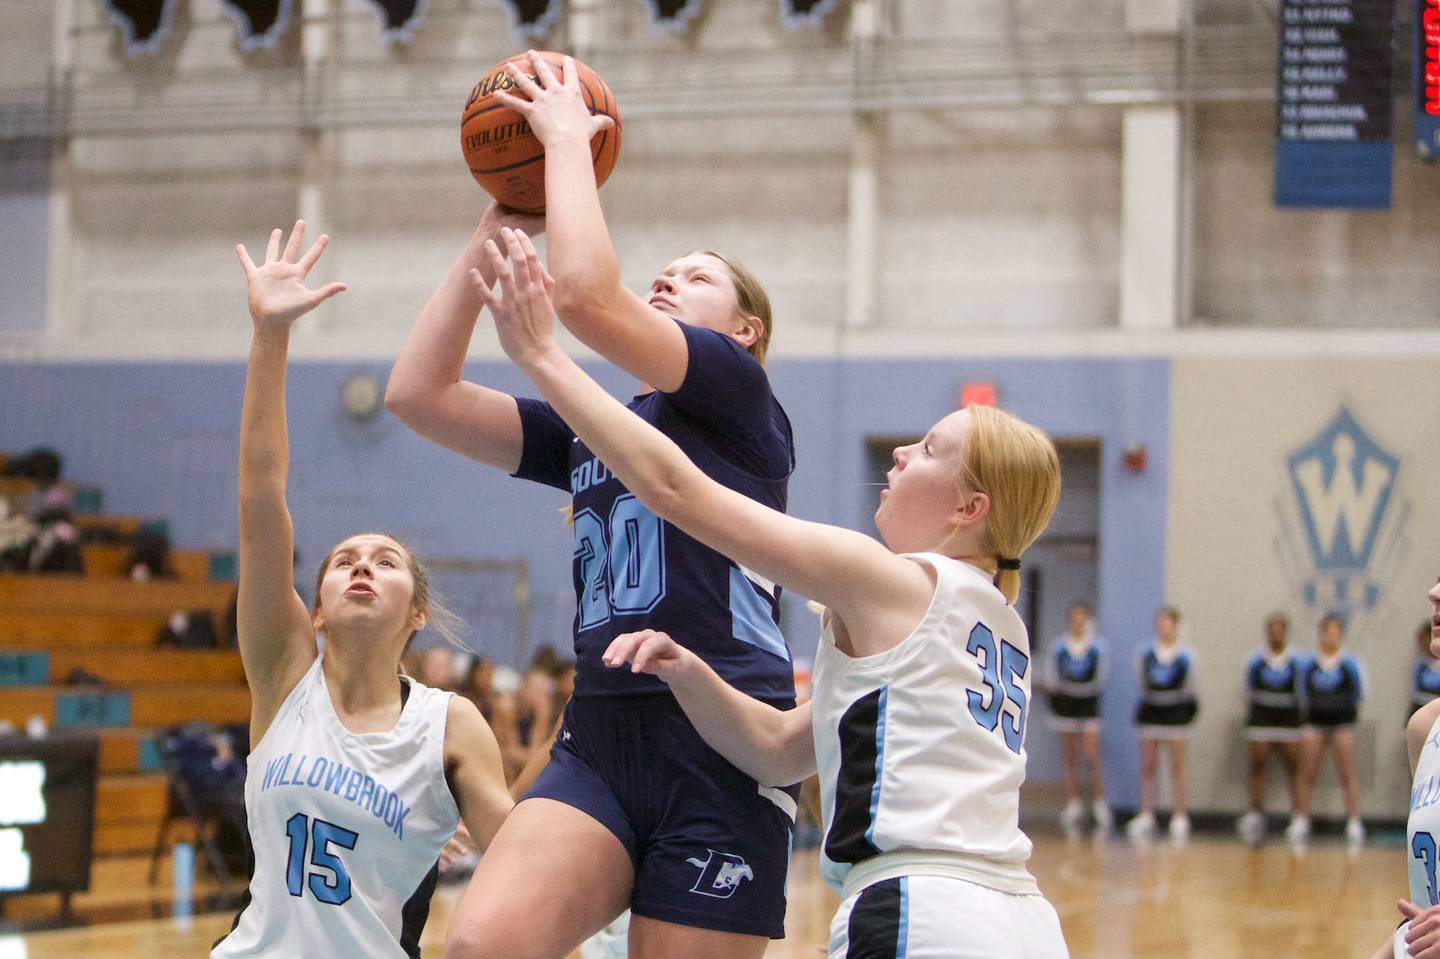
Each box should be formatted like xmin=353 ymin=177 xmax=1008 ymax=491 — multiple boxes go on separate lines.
xmin=0 ymin=830 xmax=1405 ymax=958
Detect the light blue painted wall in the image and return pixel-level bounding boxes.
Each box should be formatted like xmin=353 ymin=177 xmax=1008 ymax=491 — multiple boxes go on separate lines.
xmin=0 ymin=355 xmax=1169 ymax=804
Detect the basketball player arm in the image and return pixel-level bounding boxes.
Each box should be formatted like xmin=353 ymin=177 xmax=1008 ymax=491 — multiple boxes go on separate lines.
xmin=386 ymin=211 xmax=539 ymax=472
xmin=605 ymin=630 xmax=815 ymax=786
xmin=235 ymin=223 xmax=346 ymax=741
xmin=499 ymin=52 xmax=691 ymax=392
xmin=444 ymin=696 xmax=515 ymax=850
xmin=483 ymin=231 xmax=933 ymax=653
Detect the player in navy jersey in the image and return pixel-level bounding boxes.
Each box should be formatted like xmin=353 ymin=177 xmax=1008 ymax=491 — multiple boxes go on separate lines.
xmin=387 ymin=55 xmax=796 ymax=959
xmin=1414 ymin=622 xmax=1440 ymax=719
xmin=1236 ymin=612 xmax=1303 ymax=844
xmin=218 ymin=224 xmax=513 ymax=958
xmin=1126 ymin=607 xmax=1199 ymax=842
xmin=1044 ymin=601 xmax=1111 ymax=834
xmin=476 ymin=227 xmax=1069 ymax=959
xmin=1289 ymin=613 xmax=1367 ymax=845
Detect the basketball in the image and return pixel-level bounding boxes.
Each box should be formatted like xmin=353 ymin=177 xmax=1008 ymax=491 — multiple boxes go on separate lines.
xmin=460 ymin=51 xmax=622 ymax=214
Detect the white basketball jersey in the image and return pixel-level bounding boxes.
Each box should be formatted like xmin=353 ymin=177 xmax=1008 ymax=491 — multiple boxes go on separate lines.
xmin=212 ymin=655 xmax=460 ymax=958
xmin=1406 ymin=710 xmax=1440 ymax=955
xmin=811 ymin=553 xmax=1037 ymax=898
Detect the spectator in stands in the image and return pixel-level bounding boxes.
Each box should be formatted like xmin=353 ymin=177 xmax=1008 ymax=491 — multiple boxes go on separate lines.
xmin=460 ymin=658 xmax=525 ymax=784
xmin=419 ymin=644 xmax=458 ymax=691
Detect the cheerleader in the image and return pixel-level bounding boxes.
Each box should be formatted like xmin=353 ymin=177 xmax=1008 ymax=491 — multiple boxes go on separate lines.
xmin=1045 ymin=602 xmax=1111 ymax=834
xmin=1126 ymin=607 xmax=1198 ymax=842
xmin=1236 ymin=612 xmax=1303 ymax=844
xmin=1288 ymin=613 xmax=1366 ymax=846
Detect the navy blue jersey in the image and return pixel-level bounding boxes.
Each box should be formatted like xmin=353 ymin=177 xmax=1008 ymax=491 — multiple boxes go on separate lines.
xmin=514 ymin=321 xmax=796 ymax=702
xmin=1413 ymin=658 xmax=1440 ymax=709
xmin=1300 ymin=653 xmax=1364 ymax=726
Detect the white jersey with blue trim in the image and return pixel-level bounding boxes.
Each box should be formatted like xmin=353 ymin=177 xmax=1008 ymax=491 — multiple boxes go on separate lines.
xmin=1406 ymin=710 xmax=1440 ymax=959
xmin=811 ymin=553 xmax=1037 ymax=899
xmin=212 ymin=655 xmax=459 ymax=959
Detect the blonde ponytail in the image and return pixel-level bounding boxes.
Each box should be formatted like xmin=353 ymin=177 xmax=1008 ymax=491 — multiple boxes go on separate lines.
xmin=958 ymin=406 xmax=1062 ymax=604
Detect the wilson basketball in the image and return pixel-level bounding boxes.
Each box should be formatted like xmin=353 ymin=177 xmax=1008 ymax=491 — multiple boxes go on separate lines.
xmin=460 ymin=51 xmax=622 ymax=214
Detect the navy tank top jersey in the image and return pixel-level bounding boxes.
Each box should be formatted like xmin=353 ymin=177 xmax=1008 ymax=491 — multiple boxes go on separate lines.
xmin=1415 ymin=658 xmax=1440 ymax=712
xmin=1244 ymin=648 xmax=1303 ymax=729
xmin=1301 ymin=653 xmax=1364 ymax=727
xmin=514 ymin=321 xmax=797 ymax=703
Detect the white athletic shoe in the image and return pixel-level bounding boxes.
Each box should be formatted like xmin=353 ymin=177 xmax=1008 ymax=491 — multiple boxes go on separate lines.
xmin=1059 ymin=798 xmax=1085 ymax=834
xmin=1284 ymin=814 xmax=1311 ymax=844
xmin=1345 ymin=816 xmax=1366 ymax=846
xmin=579 ymin=911 xmax=631 ymax=959
xmin=1126 ymin=811 xmax=1156 ymax=841
xmin=1168 ymin=812 xmax=1191 ymax=842
xmin=1092 ymin=800 xmax=1114 ymax=833
xmin=1236 ymin=809 xmax=1265 ymax=844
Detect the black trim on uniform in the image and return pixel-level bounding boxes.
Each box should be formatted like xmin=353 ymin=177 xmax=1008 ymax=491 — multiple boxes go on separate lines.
xmin=845 ymin=878 xmax=904 ymax=958
xmin=399 ymin=860 xmax=441 ymax=959
xmin=824 ymin=688 xmax=884 ymax=867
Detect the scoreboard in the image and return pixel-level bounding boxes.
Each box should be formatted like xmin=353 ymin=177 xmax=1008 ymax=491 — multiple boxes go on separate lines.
xmin=1274 ymin=0 xmax=1395 ymax=207
xmin=0 ymin=733 xmax=98 ymax=902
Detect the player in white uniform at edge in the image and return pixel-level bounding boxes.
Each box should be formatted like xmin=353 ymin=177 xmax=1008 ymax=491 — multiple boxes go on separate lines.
xmin=1374 ymin=578 xmax=1440 ymax=959
xmin=472 ymin=228 xmax=1070 ymax=958
xmin=212 ymin=223 xmax=513 ymax=958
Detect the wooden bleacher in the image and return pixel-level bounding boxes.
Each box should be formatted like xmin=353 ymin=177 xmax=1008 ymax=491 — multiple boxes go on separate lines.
xmin=0 ymin=479 xmax=254 ymax=920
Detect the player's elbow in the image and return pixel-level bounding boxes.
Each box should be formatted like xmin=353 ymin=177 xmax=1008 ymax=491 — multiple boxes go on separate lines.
xmin=384 ymin=372 xmax=431 ymax=426
xmin=551 ymin=276 xmax=620 ymax=334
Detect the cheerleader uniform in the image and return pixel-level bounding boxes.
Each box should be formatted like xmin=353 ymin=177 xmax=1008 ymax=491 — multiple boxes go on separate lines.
xmin=1244 ymin=646 xmax=1303 ymax=742
xmin=1301 ymin=652 xmax=1364 ymax=730
xmin=1046 ymin=634 xmax=1106 ymax=733
xmin=1413 ymin=658 xmax=1440 ymax=718
xmin=1135 ymin=641 xmax=1199 ymax=740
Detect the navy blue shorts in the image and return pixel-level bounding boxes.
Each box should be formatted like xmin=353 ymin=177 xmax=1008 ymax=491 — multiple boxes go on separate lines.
xmin=525 ymin=694 xmax=798 ymax=939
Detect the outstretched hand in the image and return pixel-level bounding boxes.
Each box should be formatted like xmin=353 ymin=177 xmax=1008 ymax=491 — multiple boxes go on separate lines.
xmin=236 ymin=220 xmax=347 ymax=332
xmin=601 ymin=630 xmax=697 ymax=686
xmin=496 ymin=51 xmax=615 ymax=148
xmin=1401 ymin=899 xmax=1440 ymax=958
xmin=470 ymin=228 xmax=557 ymax=367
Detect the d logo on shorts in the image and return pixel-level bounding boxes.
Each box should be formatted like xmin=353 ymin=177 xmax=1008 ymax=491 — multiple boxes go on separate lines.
xmin=685 ymin=849 xmax=754 ymax=899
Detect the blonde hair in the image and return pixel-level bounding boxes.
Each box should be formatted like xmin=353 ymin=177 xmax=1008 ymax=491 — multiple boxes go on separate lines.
xmin=693 ymin=250 xmax=774 ymax=365
xmin=312 ymin=533 xmax=463 ymax=664
xmin=957 ymin=406 xmax=1062 ymax=604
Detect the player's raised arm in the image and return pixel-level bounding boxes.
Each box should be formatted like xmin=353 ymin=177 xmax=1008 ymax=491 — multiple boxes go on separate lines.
xmin=385 ymin=203 xmax=544 ymax=472
xmin=496 ymin=52 xmax=692 ymax=392
xmin=235 ymin=221 xmax=347 ymax=742
xmin=477 ymin=229 xmax=933 ymax=653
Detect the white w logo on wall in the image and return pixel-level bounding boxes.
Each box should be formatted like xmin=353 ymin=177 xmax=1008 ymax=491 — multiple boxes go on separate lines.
xmin=1275 ymin=406 xmax=1408 ymax=619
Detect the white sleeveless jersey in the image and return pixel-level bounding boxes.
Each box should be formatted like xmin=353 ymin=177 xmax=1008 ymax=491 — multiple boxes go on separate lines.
xmin=1406 ymin=710 xmax=1440 ymax=956
xmin=811 ymin=553 xmax=1038 ymax=898
xmin=212 ymin=655 xmax=460 ymax=959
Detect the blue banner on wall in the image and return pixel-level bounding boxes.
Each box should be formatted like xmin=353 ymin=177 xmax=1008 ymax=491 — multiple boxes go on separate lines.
xmin=1418 ymin=0 xmax=1440 ymax=158
xmin=1274 ymin=0 xmax=1395 ymax=208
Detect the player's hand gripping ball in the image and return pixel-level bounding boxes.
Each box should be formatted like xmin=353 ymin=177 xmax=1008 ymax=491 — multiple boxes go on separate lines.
xmin=460 ymin=51 xmax=621 ymax=214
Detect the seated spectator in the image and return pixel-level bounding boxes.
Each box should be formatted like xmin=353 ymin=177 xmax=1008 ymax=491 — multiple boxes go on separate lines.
xmin=128 ymin=527 xmax=172 ymax=580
